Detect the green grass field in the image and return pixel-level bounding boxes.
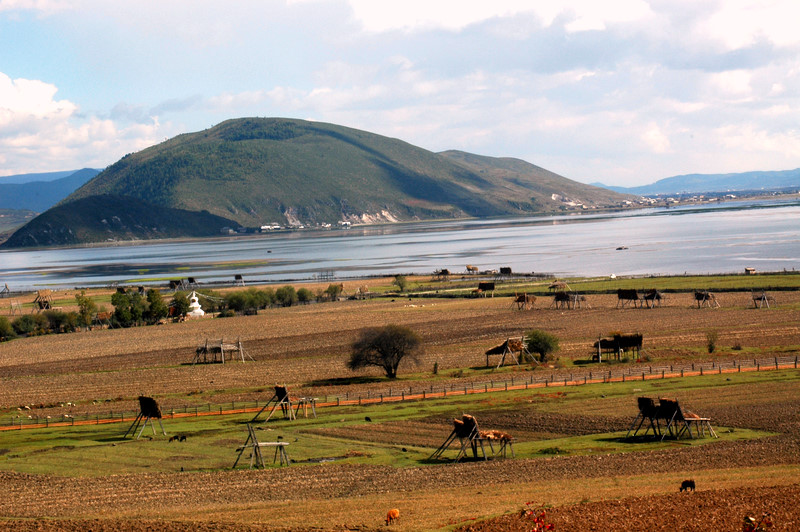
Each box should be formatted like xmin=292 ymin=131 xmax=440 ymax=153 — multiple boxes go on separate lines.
xmin=2 ymin=369 xmax=791 ymax=479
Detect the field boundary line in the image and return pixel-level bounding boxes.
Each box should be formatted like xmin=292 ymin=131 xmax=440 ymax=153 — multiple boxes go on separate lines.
xmin=2 ymin=355 xmax=797 ymax=432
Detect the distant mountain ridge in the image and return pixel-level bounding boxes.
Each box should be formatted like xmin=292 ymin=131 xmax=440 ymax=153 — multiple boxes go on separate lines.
xmin=1 ymin=195 xmax=237 ymax=248
xmin=3 ymin=117 xmax=632 ymax=248
xmin=595 ymin=168 xmax=800 ymax=195
xmin=0 ymin=170 xmax=78 ymax=184
xmin=0 ymin=168 xmax=101 ymax=212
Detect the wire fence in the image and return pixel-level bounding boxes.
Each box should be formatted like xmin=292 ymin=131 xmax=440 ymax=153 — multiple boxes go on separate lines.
xmin=3 ymin=354 xmax=798 ymax=431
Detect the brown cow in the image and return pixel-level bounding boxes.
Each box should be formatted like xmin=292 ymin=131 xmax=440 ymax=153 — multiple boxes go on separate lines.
xmin=385 ymin=508 xmax=400 ymax=525
xmin=513 ymin=293 xmax=536 ymax=310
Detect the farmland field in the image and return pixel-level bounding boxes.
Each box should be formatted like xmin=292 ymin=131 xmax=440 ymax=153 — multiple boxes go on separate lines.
xmin=1 ymin=276 xmax=799 ymax=531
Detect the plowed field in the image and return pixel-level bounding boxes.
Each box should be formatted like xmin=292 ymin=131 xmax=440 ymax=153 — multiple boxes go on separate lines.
xmin=1 ymin=283 xmax=799 ymax=531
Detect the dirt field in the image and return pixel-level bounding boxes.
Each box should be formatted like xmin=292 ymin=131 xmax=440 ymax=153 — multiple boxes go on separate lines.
xmin=1 ymin=288 xmax=798 ymax=412
xmin=1 ymin=284 xmax=799 ymax=531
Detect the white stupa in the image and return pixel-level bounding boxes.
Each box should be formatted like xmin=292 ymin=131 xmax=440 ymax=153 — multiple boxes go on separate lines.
xmin=187 ymin=291 xmax=205 ymax=317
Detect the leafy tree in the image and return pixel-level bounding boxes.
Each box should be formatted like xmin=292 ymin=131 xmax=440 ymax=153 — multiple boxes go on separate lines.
xmin=224 ymin=291 xmax=248 ymax=313
xmin=325 ymin=283 xmax=343 ymax=301
xmin=247 ymin=288 xmax=273 ymax=309
xmin=0 ymin=316 xmax=16 ymax=341
xmin=525 ymin=329 xmax=560 ymax=363
xmin=275 ymin=285 xmax=298 ymax=307
xmin=348 ymin=324 xmax=422 ymax=379
xmin=297 ymin=287 xmax=313 ymax=304
xmin=170 ymin=291 xmax=190 ymax=318
xmin=74 ymin=290 xmax=97 ymax=328
xmin=111 ymin=289 xmax=148 ymax=327
xmin=145 ymin=289 xmax=169 ymax=323
xmin=393 ymin=275 xmax=408 ymax=292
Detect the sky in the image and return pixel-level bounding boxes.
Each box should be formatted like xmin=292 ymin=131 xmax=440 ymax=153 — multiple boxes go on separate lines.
xmin=1 ymin=1 xmax=799 ymax=187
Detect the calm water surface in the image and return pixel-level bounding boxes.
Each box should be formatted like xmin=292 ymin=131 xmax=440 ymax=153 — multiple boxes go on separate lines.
xmin=1 ymin=199 xmax=798 ymax=290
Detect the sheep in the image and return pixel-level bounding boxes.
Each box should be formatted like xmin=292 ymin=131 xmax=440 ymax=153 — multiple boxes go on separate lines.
xmin=680 ymin=479 xmax=695 ymax=492
xmin=385 ymin=508 xmax=400 ymax=525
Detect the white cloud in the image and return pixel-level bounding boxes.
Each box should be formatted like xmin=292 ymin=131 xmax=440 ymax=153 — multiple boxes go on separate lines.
xmin=703 ymin=0 xmax=800 ymax=49
xmin=642 ymin=124 xmax=671 ymax=154
xmin=0 ymin=74 xmax=75 ymax=122
xmin=0 ymin=0 xmax=69 ymax=12
xmin=341 ymin=0 xmax=653 ymax=33
xmin=0 ymin=72 xmax=167 ymax=176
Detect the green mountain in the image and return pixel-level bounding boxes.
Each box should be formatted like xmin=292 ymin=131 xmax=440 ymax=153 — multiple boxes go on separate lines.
xmin=1 ymin=195 xmax=237 ymax=248
xmin=3 ymin=117 xmax=632 ymax=248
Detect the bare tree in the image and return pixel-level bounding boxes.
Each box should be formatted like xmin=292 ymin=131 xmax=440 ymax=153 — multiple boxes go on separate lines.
xmin=348 ymin=324 xmax=422 ymax=379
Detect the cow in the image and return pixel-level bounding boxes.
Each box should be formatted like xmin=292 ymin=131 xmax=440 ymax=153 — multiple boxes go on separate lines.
xmin=513 ymin=293 xmax=536 ymax=310
xmin=616 ymin=289 xmax=641 ymax=308
xmin=385 ymin=508 xmax=400 ymax=525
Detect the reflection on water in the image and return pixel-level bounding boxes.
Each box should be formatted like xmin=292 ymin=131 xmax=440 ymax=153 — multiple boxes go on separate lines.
xmin=1 ymin=199 xmax=798 ymax=290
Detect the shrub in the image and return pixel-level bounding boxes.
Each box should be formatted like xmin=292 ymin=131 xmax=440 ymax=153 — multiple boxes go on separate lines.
xmin=42 ymin=310 xmax=78 ymax=333
xmin=706 ymin=330 xmax=719 ymax=354
xmin=12 ymin=314 xmax=48 ymax=336
xmin=0 ymin=316 xmax=15 ymax=341
xmin=525 ymin=330 xmax=560 ymax=362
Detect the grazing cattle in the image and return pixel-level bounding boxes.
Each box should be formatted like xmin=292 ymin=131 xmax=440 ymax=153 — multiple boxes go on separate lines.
xmin=616 ymin=289 xmax=641 ymax=308
xmin=643 ymin=289 xmax=664 ymax=308
xmin=694 ymin=291 xmax=719 ymax=308
xmin=513 ymin=293 xmax=536 ymax=310
xmin=385 ymin=508 xmax=400 ymax=525
xmin=680 ymin=479 xmax=696 ymax=492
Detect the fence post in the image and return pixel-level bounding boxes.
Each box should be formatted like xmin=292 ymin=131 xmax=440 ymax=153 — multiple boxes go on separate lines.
xmin=700 ymin=367 xmax=704 ymax=376
xmin=681 ymin=369 xmax=684 ymax=377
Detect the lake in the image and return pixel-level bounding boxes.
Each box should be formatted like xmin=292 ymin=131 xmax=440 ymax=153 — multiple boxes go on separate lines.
xmin=1 ymin=198 xmax=799 ymax=291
